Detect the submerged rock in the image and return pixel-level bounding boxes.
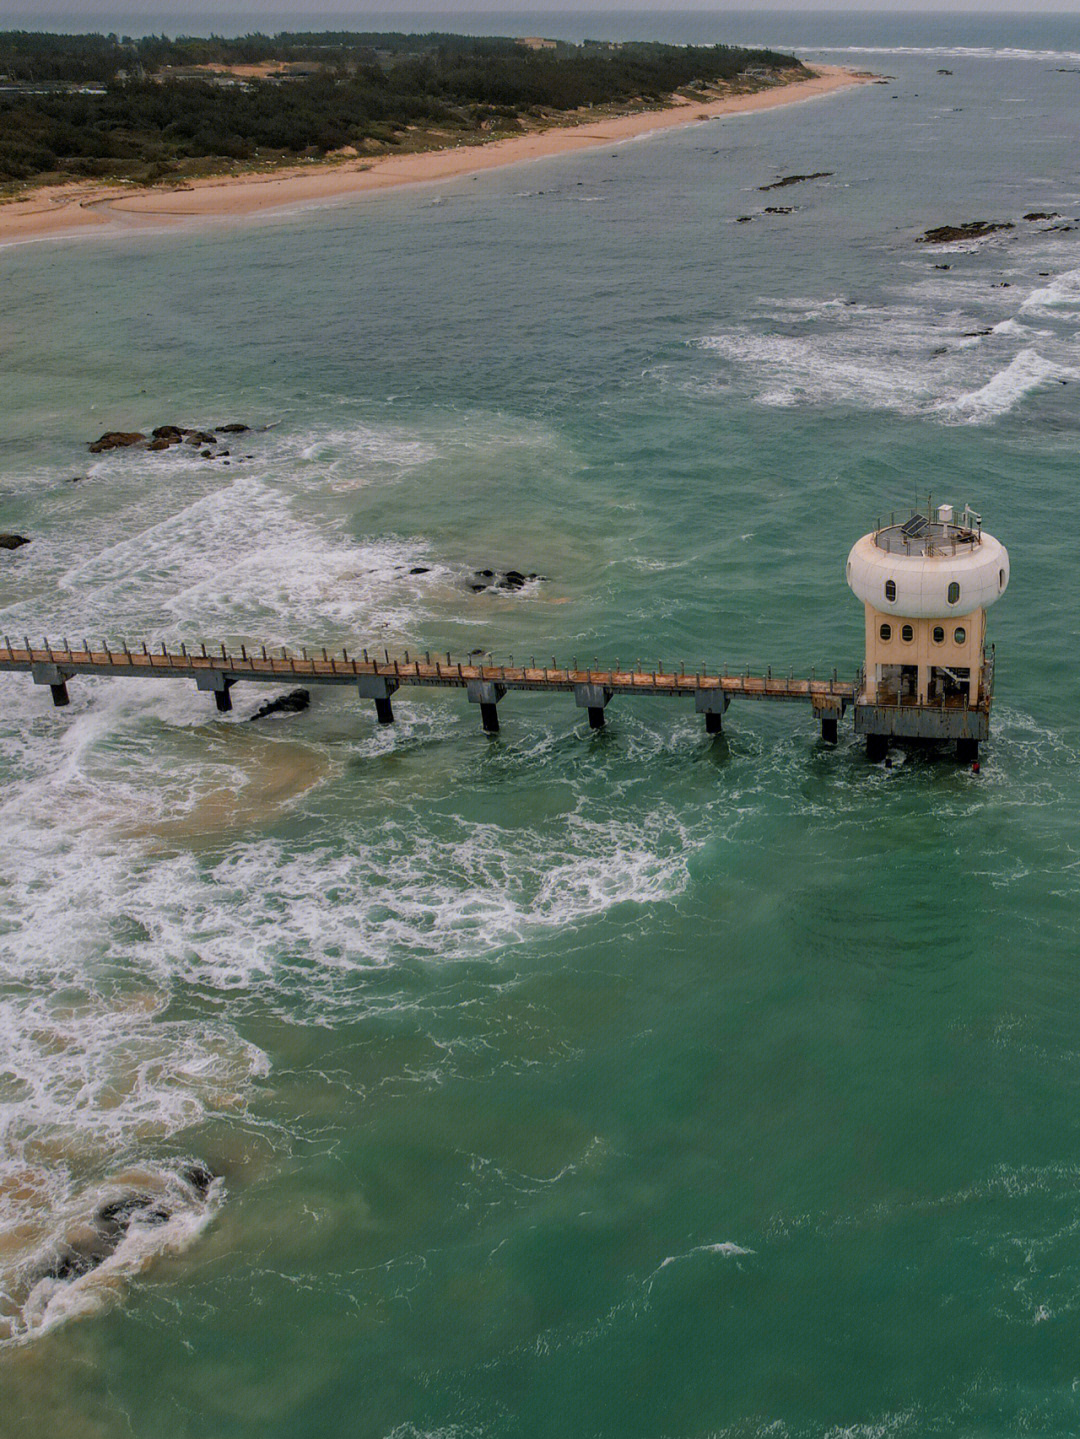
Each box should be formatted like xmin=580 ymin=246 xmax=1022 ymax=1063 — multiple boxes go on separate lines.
xmin=759 ymin=171 xmax=833 ymax=191
xmin=1023 ymin=211 xmax=1059 ymax=221
xmin=0 ymin=533 xmax=30 ymax=549
xmin=249 ymin=688 xmax=310 ymax=721
xmin=216 ymin=423 xmax=250 ymax=433
xmin=88 ymin=431 xmax=145 ymax=452
xmin=918 ymin=221 xmax=1014 ymax=244
xmin=764 ymin=205 xmax=795 ymax=215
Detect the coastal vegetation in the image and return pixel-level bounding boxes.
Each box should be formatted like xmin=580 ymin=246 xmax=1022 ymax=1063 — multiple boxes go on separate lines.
xmin=0 ymin=30 xmax=805 ymax=189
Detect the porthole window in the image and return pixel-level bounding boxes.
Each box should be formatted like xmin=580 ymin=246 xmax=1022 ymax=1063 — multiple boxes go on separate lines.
xmin=953 ymin=627 xmax=967 ymax=645
xmin=901 ymin=624 xmax=914 ymax=643
xmin=879 ymin=623 xmax=892 ymax=642
xmin=947 ymin=581 xmax=961 ymax=605
xmin=885 ymin=579 xmax=897 ymax=602
xmin=999 ymin=568 xmax=1005 ymax=590
xmin=932 ymin=626 xmax=945 ymax=644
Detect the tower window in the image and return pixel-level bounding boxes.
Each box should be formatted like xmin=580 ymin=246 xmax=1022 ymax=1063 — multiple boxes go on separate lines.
xmin=885 ymin=579 xmax=896 ymax=602
xmin=932 ymin=626 xmax=945 ymax=644
xmin=999 ymin=568 xmax=1005 ymax=589
xmin=954 ymin=627 xmax=967 ymax=645
xmin=879 ymin=623 xmax=892 ymax=642
xmin=901 ymin=624 xmax=914 ymax=642
xmin=947 ymin=581 xmax=961 ymax=605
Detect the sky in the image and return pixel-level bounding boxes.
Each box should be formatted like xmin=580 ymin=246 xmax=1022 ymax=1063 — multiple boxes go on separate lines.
xmin=3 ymin=1 xmax=1080 ymax=15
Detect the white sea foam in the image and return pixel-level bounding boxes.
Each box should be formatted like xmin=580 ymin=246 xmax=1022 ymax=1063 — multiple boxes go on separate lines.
xmin=938 ymin=348 xmax=1080 ymax=423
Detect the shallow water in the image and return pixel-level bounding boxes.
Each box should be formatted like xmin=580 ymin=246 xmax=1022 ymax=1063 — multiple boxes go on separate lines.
xmin=2 ymin=13 xmax=1080 ymax=1437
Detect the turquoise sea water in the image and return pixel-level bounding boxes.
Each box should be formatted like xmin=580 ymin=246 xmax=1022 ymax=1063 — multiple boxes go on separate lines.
xmin=2 ymin=14 xmax=1080 ymax=1437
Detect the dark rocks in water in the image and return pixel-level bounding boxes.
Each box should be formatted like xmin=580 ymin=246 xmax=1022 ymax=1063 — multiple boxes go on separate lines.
xmin=963 ymin=328 xmax=993 ymax=337
xmin=992 ymin=281 xmax=1011 ymax=288
xmin=933 ymin=263 xmax=952 ymax=270
xmin=1046 ymin=223 xmax=1076 ymax=232
xmin=931 ymin=346 xmax=949 ymax=356
xmin=469 ymin=648 xmax=485 ymax=656
xmin=201 ymin=448 xmax=214 ymax=458
xmin=216 ymin=423 xmax=250 ymax=433
xmin=1023 ymin=211 xmax=1059 ymax=221
xmin=759 ymin=171 xmax=833 ymax=191
xmin=249 ymin=688 xmax=310 ymax=721
xmin=476 ymin=569 xmax=495 ymax=579
xmin=0 ymin=533 xmax=30 ymax=549
xmin=181 ymin=1162 xmax=216 ymax=1198
xmin=70 ymin=475 xmax=83 ymax=483
xmin=500 ymin=570 xmax=527 ymax=591
xmin=735 ymin=215 xmax=754 ymax=223
xmin=184 ymin=430 xmax=217 ymax=446
xmin=41 ymin=1248 xmax=99 ymax=1282
xmin=88 ymin=430 xmax=146 ymax=452
xmin=409 ymin=566 xmax=430 ymax=574
xmin=918 ymin=221 xmax=1014 ymax=244
xmin=151 ymin=424 xmax=185 ymax=442
xmin=469 ymin=583 xmax=487 ymax=592
xmin=937 ymin=68 xmax=952 ymax=75
xmin=764 ymin=205 xmax=794 ymax=215
xmin=146 ymin=437 xmax=175 ymax=451
xmin=96 ymin=1194 xmax=170 ymax=1234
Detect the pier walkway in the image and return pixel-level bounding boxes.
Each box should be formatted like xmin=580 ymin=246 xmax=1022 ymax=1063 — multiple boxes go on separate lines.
xmin=0 ymin=638 xmax=857 ymax=738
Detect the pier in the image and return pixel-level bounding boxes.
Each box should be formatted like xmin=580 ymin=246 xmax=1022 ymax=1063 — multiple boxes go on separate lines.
xmin=0 ymin=638 xmax=857 ymax=740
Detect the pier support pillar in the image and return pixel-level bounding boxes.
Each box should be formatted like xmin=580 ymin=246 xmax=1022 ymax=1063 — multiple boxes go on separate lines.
xmin=32 ymin=662 xmax=71 ymax=707
xmin=957 ymin=736 xmax=979 ymax=765
xmin=695 ymin=689 xmax=730 ymax=737
xmin=821 ymin=716 xmax=838 ymax=744
xmin=575 ymin=684 xmax=611 ymax=731
xmin=196 ymin=671 xmax=234 ymax=713
xmin=357 ymin=675 xmax=400 ymax=725
xmin=866 ymin=734 xmax=888 ymax=763
xmin=467 ymin=680 xmax=506 ymax=735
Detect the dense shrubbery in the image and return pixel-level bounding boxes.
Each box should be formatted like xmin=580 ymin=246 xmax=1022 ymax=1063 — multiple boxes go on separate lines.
xmin=0 ymin=31 xmax=804 ymax=185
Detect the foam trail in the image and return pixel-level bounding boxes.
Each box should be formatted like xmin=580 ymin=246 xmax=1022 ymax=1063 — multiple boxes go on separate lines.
xmin=939 ymin=348 xmax=1080 ymax=423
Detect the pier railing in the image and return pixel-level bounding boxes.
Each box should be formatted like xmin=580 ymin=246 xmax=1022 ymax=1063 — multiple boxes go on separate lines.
xmin=0 ymin=636 xmax=858 ymax=737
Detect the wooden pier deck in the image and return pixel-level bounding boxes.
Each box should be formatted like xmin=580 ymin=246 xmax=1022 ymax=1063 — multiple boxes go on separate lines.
xmin=0 ymin=639 xmax=857 ymax=737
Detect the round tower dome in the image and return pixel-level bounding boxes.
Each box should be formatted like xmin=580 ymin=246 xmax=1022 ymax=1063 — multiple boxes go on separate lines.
xmin=846 ymin=506 xmax=1008 ymax=618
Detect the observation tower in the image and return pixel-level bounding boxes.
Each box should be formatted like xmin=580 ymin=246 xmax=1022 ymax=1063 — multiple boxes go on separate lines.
xmin=847 ymin=502 xmax=1009 ymax=762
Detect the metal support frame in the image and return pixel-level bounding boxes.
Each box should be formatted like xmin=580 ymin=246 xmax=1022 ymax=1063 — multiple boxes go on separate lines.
xmin=356 ymin=674 xmax=400 ymax=725
xmin=467 ymin=679 xmax=506 ymax=734
xmin=574 ymin=683 xmax=612 ymax=731
xmin=31 ymin=662 xmax=70 ymax=707
xmin=694 ymin=689 xmax=730 ymax=736
xmin=195 ymin=670 xmax=234 ymax=713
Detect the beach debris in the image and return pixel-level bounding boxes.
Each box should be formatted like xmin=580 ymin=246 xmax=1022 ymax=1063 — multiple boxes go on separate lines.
xmin=917 ymin=221 xmax=1014 ymax=244
xmin=249 ymin=688 xmax=310 ymax=721
xmin=0 ymin=533 xmax=30 ymax=549
xmin=88 ymin=430 xmax=146 ymax=452
xmin=759 ymin=171 xmax=832 ymax=191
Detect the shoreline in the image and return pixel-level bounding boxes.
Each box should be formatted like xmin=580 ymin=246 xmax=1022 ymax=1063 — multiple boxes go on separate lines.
xmin=0 ymin=66 xmax=871 ymax=246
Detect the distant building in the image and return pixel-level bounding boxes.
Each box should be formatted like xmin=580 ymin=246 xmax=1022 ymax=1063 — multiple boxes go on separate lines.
xmin=515 ymin=37 xmax=557 ymax=51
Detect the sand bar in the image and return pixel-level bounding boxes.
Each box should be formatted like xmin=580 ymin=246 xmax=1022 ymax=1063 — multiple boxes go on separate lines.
xmin=0 ymin=66 xmax=871 ymax=245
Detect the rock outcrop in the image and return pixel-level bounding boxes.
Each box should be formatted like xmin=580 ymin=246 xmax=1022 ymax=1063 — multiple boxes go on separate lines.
xmin=918 ymin=221 xmax=1014 ymax=244
xmin=760 ymin=171 xmax=832 ymax=191
xmin=0 ymin=533 xmax=30 ymax=549
xmin=88 ymin=431 xmax=146 ymax=452
xmin=249 ymin=689 xmax=310 ymax=721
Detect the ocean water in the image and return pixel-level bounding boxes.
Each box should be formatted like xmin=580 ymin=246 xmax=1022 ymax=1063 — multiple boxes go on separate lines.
xmin=2 ymin=13 xmax=1080 ymax=1437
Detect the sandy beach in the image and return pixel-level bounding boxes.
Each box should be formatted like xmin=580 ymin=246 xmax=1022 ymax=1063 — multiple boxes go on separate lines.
xmin=0 ymin=65 xmax=871 ymax=246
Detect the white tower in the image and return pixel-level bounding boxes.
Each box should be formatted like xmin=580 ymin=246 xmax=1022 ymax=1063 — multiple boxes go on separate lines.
xmin=846 ymin=503 xmax=1008 ymax=761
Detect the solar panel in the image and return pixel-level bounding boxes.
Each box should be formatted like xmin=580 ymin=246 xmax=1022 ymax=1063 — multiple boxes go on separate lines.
xmin=900 ymin=513 xmax=928 ymax=536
